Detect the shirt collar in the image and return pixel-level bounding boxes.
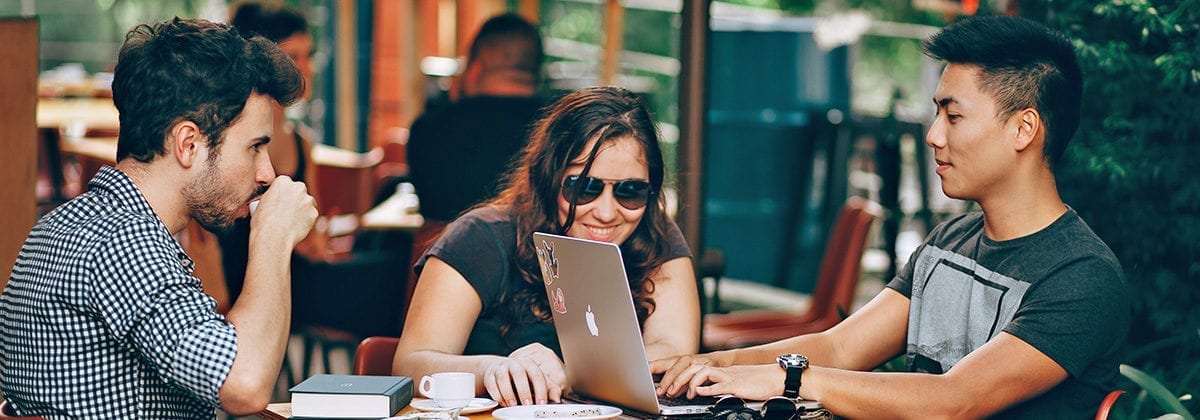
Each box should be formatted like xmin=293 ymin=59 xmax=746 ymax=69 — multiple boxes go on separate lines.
xmin=87 ymin=166 xmax=195 ymax=272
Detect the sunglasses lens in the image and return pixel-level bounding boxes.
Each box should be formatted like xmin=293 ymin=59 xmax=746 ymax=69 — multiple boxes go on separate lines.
xmin=612 ymin=180 xmax=652 ymax=210
xmin=563 ymin=176 xmax=653 ymax=209
xmin=710 ymin=396 xmax=755 ymax=420
xmin=761 ymin=397 xmax=797 ymax=420
xmin=562 ymin=175 xmax=602 ymax=205
xmin=713 ymin=396 xmax=746 ymax=410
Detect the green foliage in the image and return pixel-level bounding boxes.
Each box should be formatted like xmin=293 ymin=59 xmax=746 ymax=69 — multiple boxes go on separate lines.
xmin=1120 ymin=364 xmax=1196 ymax=420
xmin=1021 ymin=0 xmax=1200 ymax=416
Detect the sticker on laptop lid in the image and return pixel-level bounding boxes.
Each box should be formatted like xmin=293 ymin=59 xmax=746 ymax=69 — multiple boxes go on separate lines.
xmin=536 ymin=239 xmax=559 ymax=285
xmin=551 ymin=287 xmax=567 ymax=314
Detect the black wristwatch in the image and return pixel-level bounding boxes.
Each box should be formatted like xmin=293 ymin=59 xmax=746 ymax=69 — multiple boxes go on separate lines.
xmin=777 ymin=354 xmax=809 ymax=398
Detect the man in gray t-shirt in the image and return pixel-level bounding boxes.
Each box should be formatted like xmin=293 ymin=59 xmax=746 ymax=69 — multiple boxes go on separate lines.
xmin=650 ymin=16 xmax=1128 ymax=419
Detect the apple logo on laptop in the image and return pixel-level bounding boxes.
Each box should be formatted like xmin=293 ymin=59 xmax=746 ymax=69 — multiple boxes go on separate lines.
xmin=585 ymin=305 xmax=599 ymax=336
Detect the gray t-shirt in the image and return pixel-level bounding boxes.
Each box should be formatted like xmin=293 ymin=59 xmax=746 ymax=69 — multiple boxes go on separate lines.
xmin=416 ymin=206 xmax=692 ymax=357
xmin=887 ymin=208 xmax=1128 ymax=418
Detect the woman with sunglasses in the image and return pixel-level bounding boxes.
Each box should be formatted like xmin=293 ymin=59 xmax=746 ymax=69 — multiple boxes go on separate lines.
xmin=395 ymin=86 xmax=700 ymax=408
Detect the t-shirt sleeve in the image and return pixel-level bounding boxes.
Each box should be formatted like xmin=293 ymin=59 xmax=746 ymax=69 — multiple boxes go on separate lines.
xmin=1002 ymin=257 xmax=1128 ymax=376
xmin=417 ymin=210 xmax=512 ymax=314
xmin=88 ymin=220 xmax=237 ymax=406
xmin=885 ymin=245 xmax=919 ymax=297
xmin=662 ymin=217 xmax=693 ymax=260
xmin=886 ymin=224 xmax=954 ymax=297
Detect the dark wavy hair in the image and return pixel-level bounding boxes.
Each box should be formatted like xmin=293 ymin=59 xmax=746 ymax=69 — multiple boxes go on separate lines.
xmin=490 ymin=86 xmax=673 ymax=332
xmin=112 ymin=17 xmax=303 ymax=162
xmin=923 ymin=16 xmax=1081 ymax=169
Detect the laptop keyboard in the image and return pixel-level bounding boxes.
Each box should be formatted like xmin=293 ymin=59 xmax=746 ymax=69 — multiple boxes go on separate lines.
xmin=658 ymin=393 xmax=719 ymax=407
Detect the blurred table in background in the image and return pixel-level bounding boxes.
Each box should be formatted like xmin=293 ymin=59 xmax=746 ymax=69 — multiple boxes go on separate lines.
xmin=37 ymin=97 xmax=119 ymax=131
xmin=37 ymin=97 xmax=119 ymax=203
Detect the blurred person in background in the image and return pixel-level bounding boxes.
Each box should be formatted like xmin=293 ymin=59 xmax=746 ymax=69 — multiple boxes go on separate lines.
xmin=221 ymin=0 xmax=325 ymax=303
xmin=406 ymin=13 xmax=546 ymax=229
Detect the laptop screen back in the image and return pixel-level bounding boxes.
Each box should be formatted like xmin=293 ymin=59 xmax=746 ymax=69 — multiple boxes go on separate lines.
xmin=532 ymin=232 xmax=662 ymax=415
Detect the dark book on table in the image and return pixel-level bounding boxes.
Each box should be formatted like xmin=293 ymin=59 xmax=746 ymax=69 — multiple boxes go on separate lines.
xmin=290 ymin=374 xmax=413 ymax=419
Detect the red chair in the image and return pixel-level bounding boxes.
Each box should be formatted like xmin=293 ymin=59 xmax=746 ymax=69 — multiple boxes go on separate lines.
xmin=703 ymin=197 xmax=881 ymax=350
xmin=355 ymin=336 xmax=401 ymax=376
xmin=1094 ymin=389 xmax=1125 ymax=420
xmin=0 ymin=400 xmax=46 ymax=419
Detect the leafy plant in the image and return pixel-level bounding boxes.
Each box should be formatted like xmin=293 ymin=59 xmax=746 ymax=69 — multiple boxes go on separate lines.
xmin=1020 ymin=0 xmax=1200 ymax=417
xmin=1121 ymin=364 xmax=1196 ymax=420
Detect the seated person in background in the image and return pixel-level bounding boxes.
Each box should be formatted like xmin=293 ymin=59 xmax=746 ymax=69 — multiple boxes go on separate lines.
xmin=0 ymin=18 xmax=316 ymax=417
xmin=395 ymin=86 xmax=700 ymax=407
xmin=652 ymin=16 xmax=1129 ymax=419
xmin=406 ymin=13 xmax=545 ymax=223
xmin=221 ymin=0 xmax=325 ymax=303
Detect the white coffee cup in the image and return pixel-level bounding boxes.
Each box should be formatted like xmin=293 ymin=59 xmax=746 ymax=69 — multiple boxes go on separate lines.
xmin=419 ymin=372 xmax=475 ymax=408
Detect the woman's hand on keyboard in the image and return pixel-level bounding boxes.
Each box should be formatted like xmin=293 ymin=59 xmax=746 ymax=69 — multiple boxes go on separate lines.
xmin=483 ymin=343 xmax=568 ymax=407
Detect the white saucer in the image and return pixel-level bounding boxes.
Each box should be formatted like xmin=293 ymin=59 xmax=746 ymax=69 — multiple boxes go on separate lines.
xmin=492 ymin=404 xmax=621 ymax=420
xmin=386 ymin=414 xmax=467 ymax=420
xmin=410 ymin=398 xmax=499 ymax=415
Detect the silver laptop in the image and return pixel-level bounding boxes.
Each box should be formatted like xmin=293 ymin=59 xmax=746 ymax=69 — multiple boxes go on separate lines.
xmin=533 ymin=232 xmax=823 ymax=416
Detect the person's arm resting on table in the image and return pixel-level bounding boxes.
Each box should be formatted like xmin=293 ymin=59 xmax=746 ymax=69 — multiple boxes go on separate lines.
xmin=655 ymin=289 xmax=1076 ymax=419
xmin=640 ymin=257 xmax=700 ymax=361
xmin=395 ymin=257 xmax=568 ymax=407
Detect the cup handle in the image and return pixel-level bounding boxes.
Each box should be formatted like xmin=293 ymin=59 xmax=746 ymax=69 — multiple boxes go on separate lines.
xmin=419 ymin=375 xmax=436 ymax=398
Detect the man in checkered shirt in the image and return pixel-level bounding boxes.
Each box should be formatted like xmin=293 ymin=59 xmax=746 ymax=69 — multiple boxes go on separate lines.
xmin=1 ymin=18 xmax=317 ymax=417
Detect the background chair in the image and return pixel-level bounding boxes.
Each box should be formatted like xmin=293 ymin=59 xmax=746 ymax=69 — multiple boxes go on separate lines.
xmin=702 ymin=197 xmax=881 ymax=350
xmin=0 ymin=400 xmax=45 ymax=419
xmin=1095 ymin=389 xmax=1125 ymax=420
xmin=293 ymin=252 xmax=406 ymax=379
xmin=293 ymin=144 xmax=405 ymax=379
xmin=354 ymin=336 xmax=401 ymax=376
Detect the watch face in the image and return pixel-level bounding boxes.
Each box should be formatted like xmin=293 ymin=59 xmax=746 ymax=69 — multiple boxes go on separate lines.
xmin=777 ymin=355 xmax=806 ymax=367
xmin=778 ymin=354 xmax=808 ymax=368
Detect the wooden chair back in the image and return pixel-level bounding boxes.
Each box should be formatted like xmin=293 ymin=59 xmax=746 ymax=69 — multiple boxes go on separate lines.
xmin=312 ymin=144 xmax=385 ymax=217
xmin=702 ymin=197 xmax=881 ymax=350
xmin=0 ymin=399 xmax=46 ymax=419
xmin=1094 ymin=389 xmax=1125 ymax=420
xmin=354 ymin=336 xmax=401 ymax=376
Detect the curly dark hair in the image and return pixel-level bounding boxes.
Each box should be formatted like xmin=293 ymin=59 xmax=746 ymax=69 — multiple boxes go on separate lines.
xmin=112 ymin=17 xmax=303 ymax=162
xmin=489 ymin=86 xmax=674 ymax=333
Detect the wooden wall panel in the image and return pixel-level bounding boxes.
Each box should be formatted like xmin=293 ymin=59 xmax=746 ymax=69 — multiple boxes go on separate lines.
xmin=0 ymin=18 xmax=39 ymax=288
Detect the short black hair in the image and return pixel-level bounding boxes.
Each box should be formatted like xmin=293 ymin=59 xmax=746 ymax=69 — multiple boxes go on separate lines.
xmin=467 ymin=13 xmax=544 ymax=76
xmin=230 ymin=1 xmax=309 ymax=43
xmin=923 ymin=16 xmax=1082 ymax=169
xmin=112 ymin=18 xmax=303 ymax=162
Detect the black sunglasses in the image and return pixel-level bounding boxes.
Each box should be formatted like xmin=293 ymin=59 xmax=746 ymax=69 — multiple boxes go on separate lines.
xmin=561 ymin=175 xmax=653 ymax=210
xmin=708 ymin=396 xmax=810 ymax=420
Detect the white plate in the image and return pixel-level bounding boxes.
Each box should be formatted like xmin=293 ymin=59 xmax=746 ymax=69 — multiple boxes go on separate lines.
xmin=410 ymin=398 xmax=499 ymax=415
xmin=386 ymin=414 xmax=467 ymax=420
xmin=492 ymin=404 xmax=621 ymax=420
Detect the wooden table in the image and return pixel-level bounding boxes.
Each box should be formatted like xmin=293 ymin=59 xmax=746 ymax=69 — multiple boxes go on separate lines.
xmin=259 ymin=399 xmax=493 ymax=420
xmin=361 ymin=200 xmax=425 ymax=231
xmin=36 ymin=98 xmax=119 ymax=202
xmin=37 ymin=97 xmax=119 ymax=131
xmin=258 ymin=400 xmax=650 ymax=420
xmin=59 ymin=136 xmax=117 ymax=163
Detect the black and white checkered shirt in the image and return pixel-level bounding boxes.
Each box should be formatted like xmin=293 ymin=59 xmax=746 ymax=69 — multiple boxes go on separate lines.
xmin=1 ymin=166 xmax=238 ymax=418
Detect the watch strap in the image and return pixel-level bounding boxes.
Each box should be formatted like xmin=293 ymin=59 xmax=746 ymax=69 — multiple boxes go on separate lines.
xmin=783 ymin=364 xmax=801 ymax=398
